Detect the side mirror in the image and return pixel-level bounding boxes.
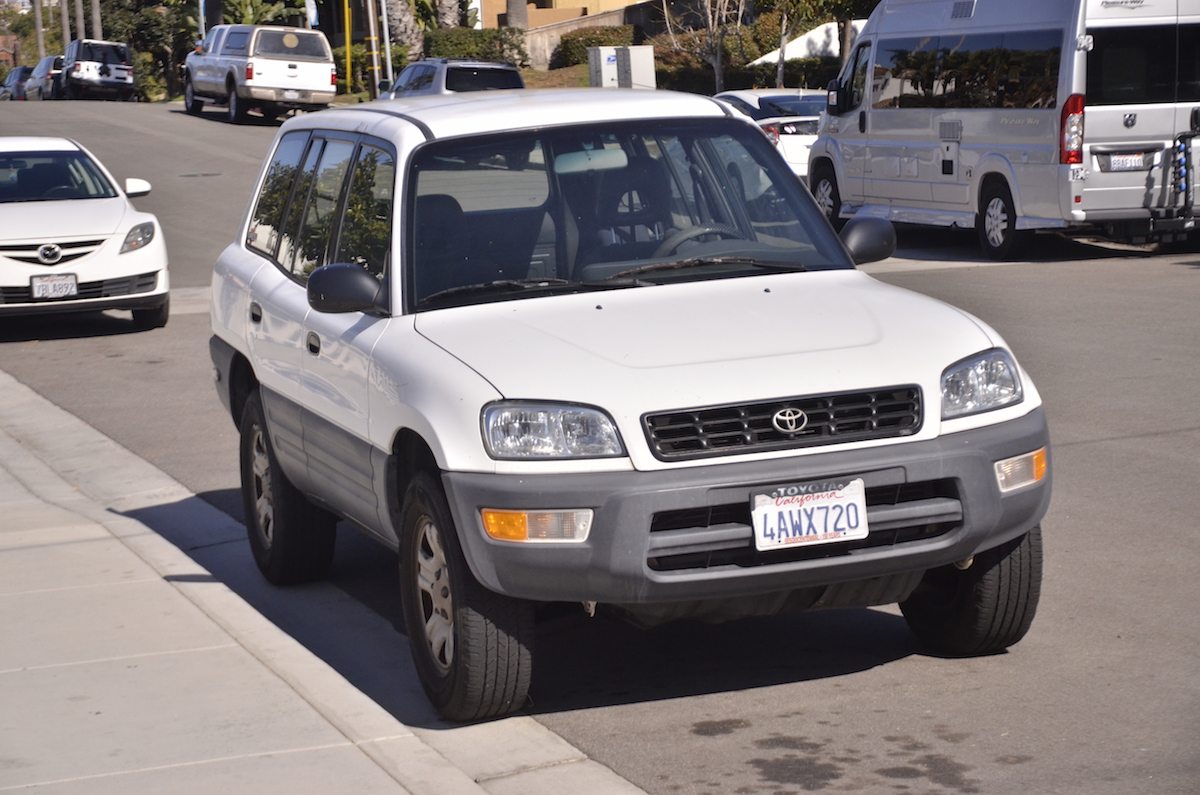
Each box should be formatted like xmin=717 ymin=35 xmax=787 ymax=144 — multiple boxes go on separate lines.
xmin=839 ymin=216 xmax=896 ymax=265
xmin=378 ymin=79 xmax=391 ymax=94
xmin=308 ymin=262 xmax=386 ymax=314
xmin=125 ymin=177 xmax=152 ymax=197
xmin=826 ymin=78 xmax=841 ymax=115
xmin=1191 ymin=106 xmax=1200 ymax=133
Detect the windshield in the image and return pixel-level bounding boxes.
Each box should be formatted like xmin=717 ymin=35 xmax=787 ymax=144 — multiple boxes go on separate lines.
xmin=406 ymin=118 xmax=850 ymax=310
xmin=0 ymin=151 xmax=118 ymax=203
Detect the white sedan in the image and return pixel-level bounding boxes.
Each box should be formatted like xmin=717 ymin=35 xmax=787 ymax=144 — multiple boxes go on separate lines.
xmin=715 ymin=88 xmax=825 ymax=178
xmin=0 ymin=137 xmax=169 ymax=328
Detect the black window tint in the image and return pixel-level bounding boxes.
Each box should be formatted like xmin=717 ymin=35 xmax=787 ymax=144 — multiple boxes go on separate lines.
xmin=255 ymin=30 xmax=330 ymax=59
xmin=334 ymin=145 xmax=395 ymax=279
xmin=1177 ymin=24 xmax=1200 ymax=101
xmin=1087 ymin=25 xmax=1175 ymax=105
xmin=873 ymin=37 xmax=939 ymax=108
xmin=81 ymin=42 xmax=131 ymax=64
xmin=445 ymin=67 xmax=523 ymax=91
xmin=247 ymin=131 xmax=309 ymax=259
xmin=290 ymin=139 xmax=356 ymax=280
xmin=936 ymin=34 xmax=1004 ymax=108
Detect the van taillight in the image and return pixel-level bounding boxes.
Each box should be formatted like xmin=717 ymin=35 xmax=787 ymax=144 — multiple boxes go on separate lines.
xmin=245 ymin=62 xmax=254 ymax=81
xmin=1061 ymin=93 xmax=1084 ymax=165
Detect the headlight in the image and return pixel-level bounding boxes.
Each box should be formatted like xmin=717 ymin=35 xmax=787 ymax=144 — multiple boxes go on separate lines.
xmin=483 ymin=402 xmax=624 ymax=459
xmin=120 ymin=222 xmax=155 ymax=253
xmin=941 ymin=349 xmax=1023 ymax=419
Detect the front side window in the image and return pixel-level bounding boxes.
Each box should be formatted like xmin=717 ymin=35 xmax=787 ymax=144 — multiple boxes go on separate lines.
xmin=334 ymin=144 xmax=395 ymax=279
xmin=407 ymin=119 xmax=850 ymax=311
xmin=849 ymin=43 xmax=872 ymax=110
xmin=287 ymin=139 xmax=356 ymax=280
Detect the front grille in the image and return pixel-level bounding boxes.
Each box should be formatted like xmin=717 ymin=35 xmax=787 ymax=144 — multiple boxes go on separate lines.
xmin=643 ymin=386 xmax=922 ymax=461
xmin=0 ymin=271 xmax=159 ymax=304
xmin=646 ymin=478 xmax=961 ymax=572
xmin=0 ymin=239 xmax=106 ymax=265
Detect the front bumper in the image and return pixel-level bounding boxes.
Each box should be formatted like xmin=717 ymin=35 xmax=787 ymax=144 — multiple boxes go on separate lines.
xmin=444 ymin=407 xmax=1051 ymax=604
xmin=0 ymin=270 xmax=167 ymax=317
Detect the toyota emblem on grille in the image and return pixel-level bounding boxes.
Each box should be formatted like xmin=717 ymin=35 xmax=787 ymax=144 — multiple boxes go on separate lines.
xmin=1124 ymin=113 xmax=1137 ymax=128
xmin=37 ymin=244 xmax=63 ymax=264
xmin=772 ymin=407 xmax=808 ymax=435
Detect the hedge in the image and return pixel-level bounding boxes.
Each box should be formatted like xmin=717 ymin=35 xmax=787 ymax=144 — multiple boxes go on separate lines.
xmin=551 ymin=26 xmax=636 ymax=69
xmin=334 ymin=43 xmax=409 ymax=94
xmin=424 ymin=27 xmax=530 ymax=68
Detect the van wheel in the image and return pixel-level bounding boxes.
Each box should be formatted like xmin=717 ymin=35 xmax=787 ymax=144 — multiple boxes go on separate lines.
xmin=900 ymin=526 xmax=1043 ymax=656
xmin=977 ymin=181 xmax=1030 ymax=260
xmin=399 ymin=472 xmax=533 ymax=721
xmin=227 ymin=85 xmax=247 ymax=123
xmin=811 ymin=164 xmax=844 ymax=229
xmin=184 ymin=79 xmax=202 ymax=115
xmin=239 ymin=391 xmax=337 ymax=584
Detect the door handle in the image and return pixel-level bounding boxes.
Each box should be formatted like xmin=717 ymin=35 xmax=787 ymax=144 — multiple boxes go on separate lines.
xmin=859 ymin=111 xmax=866 ymax=133
xmin=249 ymin=302 xmax=262 ymax=323
xmin=306 ymin=331 xmax=321 ymax=356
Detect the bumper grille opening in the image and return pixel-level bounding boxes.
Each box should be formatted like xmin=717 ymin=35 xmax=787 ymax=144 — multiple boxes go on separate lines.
xmin=0 ymin=271 xmax=159 ymax=304
xmin=646 ymin=478 xmax=960 ymax=572
xmin=644 ymin=386 xmax=922 ymax=461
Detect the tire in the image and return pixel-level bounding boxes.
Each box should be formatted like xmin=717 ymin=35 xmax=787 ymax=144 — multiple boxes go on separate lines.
xmin=900 ymin=526 xmax=1043 ymax=656
xmin=399 ymin=471 xmax=534 ymax=721
xmin=811 ymin=163 xmax=844 ymax=229
xmin=184 ymin=79 xmax=202 ymax=115
xmin=239 ymin=391 xmax=337 ymax=584
xmin=227 ymin=85 xmax=247 ymax=124
xmin=65 ymin=80 xmax=80 ymax=100
xmin=132 ymin=296 xmax=169 ymax=330
xmin=976 ymin=181 xmax=1031 ymax=260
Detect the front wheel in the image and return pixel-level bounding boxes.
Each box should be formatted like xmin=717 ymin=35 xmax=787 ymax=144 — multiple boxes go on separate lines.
xmin=900 ymin=526 xmax=1043 ymax=656
xmin=399 ymin=472 xmax=534 ymax=721
xmin=239 ymin=391 xmax=337 ymax=584
xmin=810 ymin=164 xmax=844 ymax=229
xmin=976 ymin=181 xmax=1030 ymax=260
xmin=184 ymin=80 xmax=202 ymax=115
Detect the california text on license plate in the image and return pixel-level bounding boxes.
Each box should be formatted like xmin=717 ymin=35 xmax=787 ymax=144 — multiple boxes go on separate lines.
xmin=751 ymin=478 xmax=869 ymax=551
xmin=1110 ymin=153 xmax=1145 ymax=171
xmin=30 ymin=273 xmax=78 ymax=300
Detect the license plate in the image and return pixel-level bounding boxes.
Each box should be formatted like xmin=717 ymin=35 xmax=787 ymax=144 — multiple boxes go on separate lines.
xmin=283 ymin=90 xmax=300 ymax=100
xmin=1109 ymin=153 xmax=1145 ymax=171
xmin=30 ymin=273 xmax=78 ymax=300
xmin=751 ymin=478 xmax=869 ymax=551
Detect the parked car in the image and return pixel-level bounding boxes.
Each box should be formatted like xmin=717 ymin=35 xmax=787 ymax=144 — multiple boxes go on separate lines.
xmin=61 ymin=39 xmax=135 ymax=100
xmin=0 ymin=137 xmax=170 ymax=328
xmin=210 ymin=88 xmax=1050 ymax=722
xmin=183 ymin=24 xmax=336 ymax=123
xmin=24 ymin=55 xmax=64 ymax=101
xmin=715 ymin=88 xmax=825 ymax=178
xmin=385 ymin=58 xmax=523 ymax=98
xmin=0 ymin=66 xmax=33 ymax=101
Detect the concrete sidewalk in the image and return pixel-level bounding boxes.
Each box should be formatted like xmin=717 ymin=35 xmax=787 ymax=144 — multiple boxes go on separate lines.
xmin=0 ymin=370 xmax=643 ymax=794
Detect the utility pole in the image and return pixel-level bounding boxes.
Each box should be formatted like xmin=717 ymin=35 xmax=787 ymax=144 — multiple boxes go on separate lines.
xmin=33 ymin=0 xmax=46 ymax=59
xmin=365 ymin=0 xmax=381 ymax=98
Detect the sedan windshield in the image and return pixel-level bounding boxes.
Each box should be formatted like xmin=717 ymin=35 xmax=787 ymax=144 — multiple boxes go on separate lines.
xmin=0 ymin=151 xmax=118 ymax=203
xmin=407 ymin=118 xmax=850 ymax=310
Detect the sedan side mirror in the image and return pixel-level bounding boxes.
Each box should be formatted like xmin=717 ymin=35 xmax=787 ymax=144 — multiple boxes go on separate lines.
xmin=308 ymin=262 xmax=386 ymax=314
xmin=839 ymin=216 xmax=896 ymax=265
xmin=125 ymin=177 xmax=152 ymax=197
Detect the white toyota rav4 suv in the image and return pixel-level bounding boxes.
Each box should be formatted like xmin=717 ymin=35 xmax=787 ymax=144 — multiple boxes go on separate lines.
xmin=210 ymin=89 xmax=1052 ymax=721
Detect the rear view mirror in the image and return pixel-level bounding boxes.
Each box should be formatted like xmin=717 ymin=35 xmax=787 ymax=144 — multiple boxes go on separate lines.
xmin=553 ymin=148 xmax=629 ymax=175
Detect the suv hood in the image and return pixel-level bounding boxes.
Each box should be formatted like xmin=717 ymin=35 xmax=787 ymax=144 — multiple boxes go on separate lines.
xmin=0 ymin=197 xmax=130 ymax=240
xmin=414 ymin=271 xmax=996 ymax=428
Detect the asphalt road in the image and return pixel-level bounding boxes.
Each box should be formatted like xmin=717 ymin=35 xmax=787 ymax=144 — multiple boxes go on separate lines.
xmin=2 ymin=101 xmax=1198 ymax=794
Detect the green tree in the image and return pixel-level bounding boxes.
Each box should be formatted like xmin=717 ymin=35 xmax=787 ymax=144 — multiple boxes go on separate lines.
xmin=222 ymin=0 xmax=305 ymax=25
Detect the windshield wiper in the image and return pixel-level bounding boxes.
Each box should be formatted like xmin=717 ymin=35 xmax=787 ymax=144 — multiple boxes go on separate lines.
xmin=609 ymin=256 xmax=807 ymax=279
xmin=420 ymin=278 xmax=576 ymax=305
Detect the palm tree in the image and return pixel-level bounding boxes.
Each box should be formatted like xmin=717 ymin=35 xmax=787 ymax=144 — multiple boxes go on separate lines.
xmin=91 ymin=0 xmax=102 ymax=39
xmin=385 ymin=0 xmax=423 ymax=62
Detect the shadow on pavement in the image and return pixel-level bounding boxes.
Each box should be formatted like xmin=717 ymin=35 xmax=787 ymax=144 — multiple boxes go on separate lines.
xmin=168 ymin=106 xmax=286 ymax=127
xmin=893 ymin=225 xmax=1159 ymax=263
xmin=0 ymin=310 xmax=145 ymax=342
xmin=120 ymin=489 xmax=918 ymax=728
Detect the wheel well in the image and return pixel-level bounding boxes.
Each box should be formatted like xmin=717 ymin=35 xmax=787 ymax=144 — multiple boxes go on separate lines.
xmin=229 ymin=353 xmax=257 ymax=431
xmin=385 ymin=429 xmax=439 ymax=532
xmin=811 ymin=157 xmax=834 ymax=184
xmin=977 ymin=173 xmax=1012 ymax=211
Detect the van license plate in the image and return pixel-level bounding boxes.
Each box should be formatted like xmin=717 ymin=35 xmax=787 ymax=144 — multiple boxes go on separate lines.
xmin=1110 ymin=153 xmax=1145 ymax=171
xmin=30 ymin=274 xmax=78 ymax=300
xmin=750 ymin=478 xmax=869 ymax=551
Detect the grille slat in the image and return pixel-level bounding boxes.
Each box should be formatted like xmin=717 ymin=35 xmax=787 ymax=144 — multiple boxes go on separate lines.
xmin=0 ymin=271 xmax=159 ymax=304
xmin=644 ymin=386 xmax=923 ymax=461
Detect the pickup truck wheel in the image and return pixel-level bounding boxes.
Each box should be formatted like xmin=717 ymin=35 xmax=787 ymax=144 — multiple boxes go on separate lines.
xmin=901 ymin=526 xmax=1043 ymax=656
xmin=227 ymin=86 xmax=247 ymax=124
xmin=239 ymin=391 xmax=336 ymax=584
xmin=976 ymin=181 xmax=1030 ymax=260
xmin=399 ymin=472 xmax=533 ymax=721
xmin=184 ymin=80 xmax=202 ymax=115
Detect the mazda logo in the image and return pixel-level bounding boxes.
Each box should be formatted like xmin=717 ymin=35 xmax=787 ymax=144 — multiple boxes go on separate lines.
xmin=1123 ymin=113 xmax=1137 ymax=128
xmin=772 ymin=407 xmax=808 ymax=435
xmin=37 ymin=244 xmax=63 ymax=264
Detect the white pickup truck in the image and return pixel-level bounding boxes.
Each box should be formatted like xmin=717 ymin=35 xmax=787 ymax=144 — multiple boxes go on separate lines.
xmin=183 ymin=24 xmax=336 ymax=124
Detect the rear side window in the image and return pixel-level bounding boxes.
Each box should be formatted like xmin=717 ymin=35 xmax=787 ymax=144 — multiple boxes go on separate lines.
xmin=445 ymin=67 xmax=523 ymax=92
xmin=255 ymin=30 xmax=331 ymax=60
xmin=222 ymin=31 xmax=250 ymax=54
xmin=247 ymin=131 xmax=309 ymax=259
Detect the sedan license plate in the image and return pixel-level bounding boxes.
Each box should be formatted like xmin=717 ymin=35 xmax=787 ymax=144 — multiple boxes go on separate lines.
xmin=751 ymin=478 xmax=869 ymax=551
xmin=30 ymin=273 xmax=78 ymax=300
xmin=1109 ymin=153 xmax=1145 ymax=171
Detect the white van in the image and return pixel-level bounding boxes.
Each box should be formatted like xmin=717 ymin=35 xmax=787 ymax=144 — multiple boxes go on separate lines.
xmin=808 ymin=0 xmax=1200 ymax=258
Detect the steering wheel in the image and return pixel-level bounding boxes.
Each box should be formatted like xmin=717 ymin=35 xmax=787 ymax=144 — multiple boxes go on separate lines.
xmin=652 ymin=224 xmax=742 ymax=258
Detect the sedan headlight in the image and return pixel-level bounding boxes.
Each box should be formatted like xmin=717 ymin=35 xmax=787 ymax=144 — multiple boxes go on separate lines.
xmin=483 ymin=402 xmax=624 ymax=459
xmin=941 ymin=349 xmax=1023 ymax=419
xmin=120 ymin=222 xmax=156 ymax=254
